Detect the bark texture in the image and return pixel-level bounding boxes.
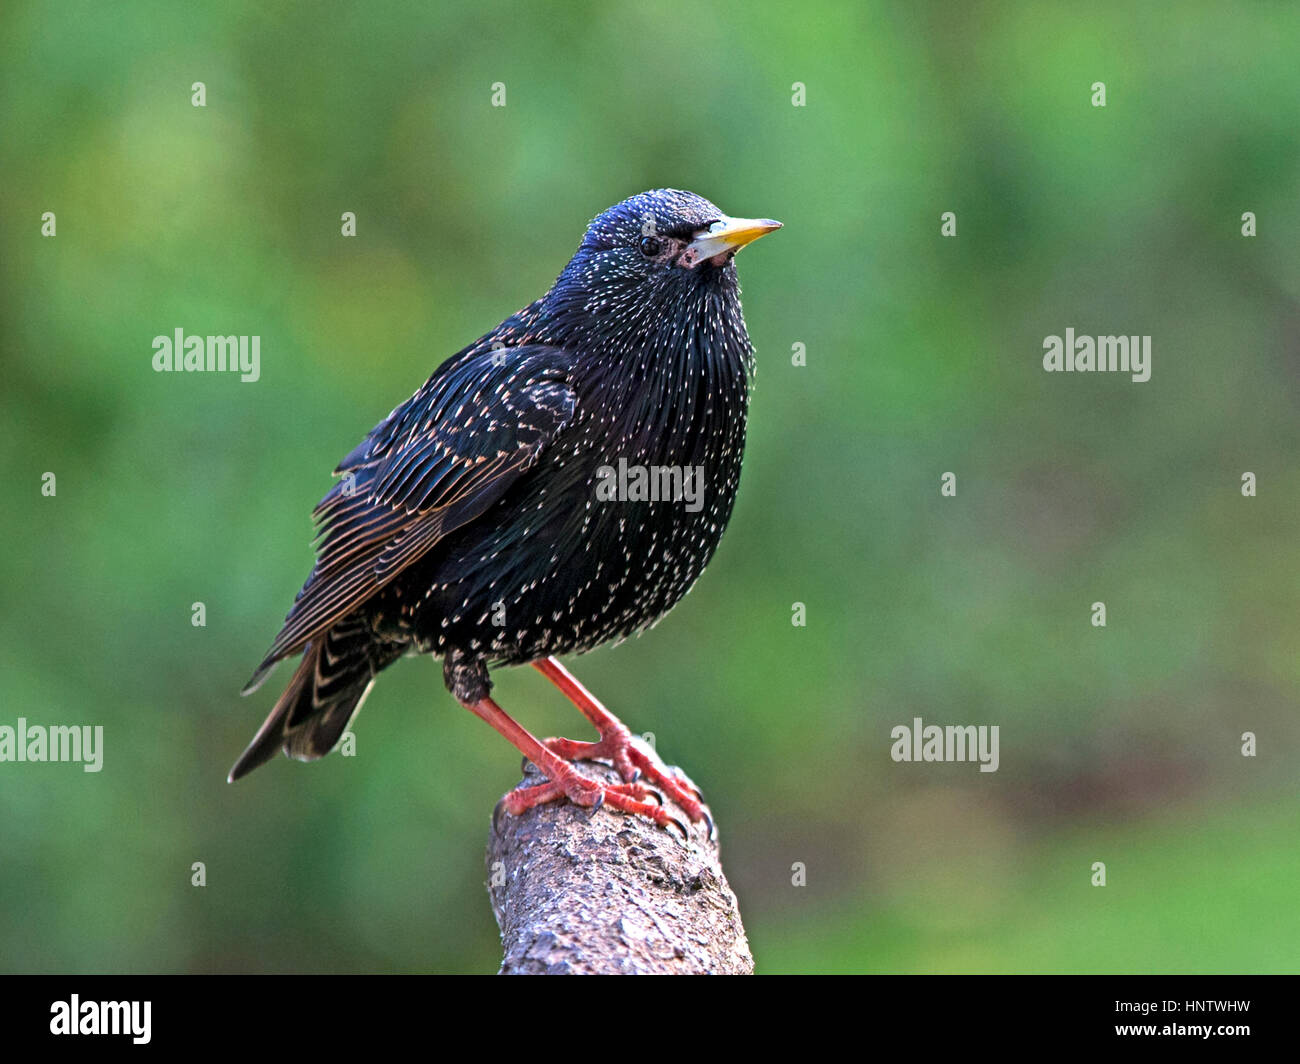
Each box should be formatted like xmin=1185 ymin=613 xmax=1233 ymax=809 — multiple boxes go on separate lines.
xmin=486 ymin=760 xmax=753 ymax=974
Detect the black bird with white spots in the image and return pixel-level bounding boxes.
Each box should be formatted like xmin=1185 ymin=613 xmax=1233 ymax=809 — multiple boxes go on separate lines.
xmin=231 ymin=189 xmax=780 ymax=830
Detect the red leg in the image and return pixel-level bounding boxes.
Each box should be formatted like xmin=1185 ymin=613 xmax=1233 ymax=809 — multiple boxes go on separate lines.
xmin=531 ymin=657 xmax=708 ymax=826
xmin=460 ymin=695 xmax=686 ymax=834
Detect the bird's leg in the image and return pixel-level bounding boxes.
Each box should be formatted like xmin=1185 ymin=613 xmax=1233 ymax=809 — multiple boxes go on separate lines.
xmin=460 ymin=695 xmax=686 ymax=834
xmin=532 ymin=656 xmax=707 ymax=825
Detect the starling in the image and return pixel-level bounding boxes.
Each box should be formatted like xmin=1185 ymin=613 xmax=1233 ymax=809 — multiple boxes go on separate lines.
xmin=230 ymin=189 xmax=780 ymax=831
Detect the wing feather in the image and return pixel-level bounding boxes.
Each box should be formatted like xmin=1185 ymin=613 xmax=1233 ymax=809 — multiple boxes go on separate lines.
xmin=243 ymin=344 xmax=576 ymax=691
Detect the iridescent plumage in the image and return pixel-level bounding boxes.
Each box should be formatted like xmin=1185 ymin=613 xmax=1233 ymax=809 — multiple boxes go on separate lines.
xmin=230 ymin=190 xmax=779 ymax=828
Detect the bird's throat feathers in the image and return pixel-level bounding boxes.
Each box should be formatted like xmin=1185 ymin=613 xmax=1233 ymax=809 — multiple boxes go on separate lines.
xmin=534 ymin=261 xmax=755 ymax=453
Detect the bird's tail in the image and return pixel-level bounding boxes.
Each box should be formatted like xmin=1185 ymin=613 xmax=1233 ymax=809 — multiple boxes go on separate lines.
xmin=228 ymin=620 xmax=390 ymax=782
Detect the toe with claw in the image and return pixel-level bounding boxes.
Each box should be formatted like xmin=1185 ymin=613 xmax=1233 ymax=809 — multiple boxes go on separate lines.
xmin=500 ymin=763 xmax=690 ymax=835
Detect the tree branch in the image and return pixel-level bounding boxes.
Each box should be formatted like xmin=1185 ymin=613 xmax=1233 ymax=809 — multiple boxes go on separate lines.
xmin=485 ymin=760 xmax=753 ymax=974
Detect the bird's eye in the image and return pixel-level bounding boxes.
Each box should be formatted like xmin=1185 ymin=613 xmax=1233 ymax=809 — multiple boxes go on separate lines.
xmin=638 ymin=235 xmax=663 ymax=257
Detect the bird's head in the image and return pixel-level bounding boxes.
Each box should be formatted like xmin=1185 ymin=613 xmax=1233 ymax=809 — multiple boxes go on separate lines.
xmin=579 ymin=189 xmax=781 ymax=272
xmin=539 ymin=189 xmax=780 ymax=355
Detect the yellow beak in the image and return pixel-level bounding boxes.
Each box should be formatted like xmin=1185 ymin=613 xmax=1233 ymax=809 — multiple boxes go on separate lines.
xmin=681 ymin=215 xmax=782 ymax=267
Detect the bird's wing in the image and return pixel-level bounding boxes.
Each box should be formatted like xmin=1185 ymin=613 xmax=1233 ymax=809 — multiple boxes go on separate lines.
xmin=244 ymin=344 xmax=576 ymax=691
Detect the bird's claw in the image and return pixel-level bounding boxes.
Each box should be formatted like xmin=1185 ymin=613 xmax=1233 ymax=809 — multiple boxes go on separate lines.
xmin=495 ymin=766 xmax=703 ymax=840
xmin=534 ymin=725 xmax=709 ymax=833
xmin=491 ymin=794 xmax=511 ymax=836
xmin=503 ymin=724 xmax=712 ymax=838
xmin=663 ymin=814 xmax=690 ymax=842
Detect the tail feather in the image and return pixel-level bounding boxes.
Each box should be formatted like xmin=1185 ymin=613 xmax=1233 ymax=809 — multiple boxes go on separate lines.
xmin=229 ymin=622 xmax=395 ymax=782
xmin=240 ymin=658 xmax=277 ymax=697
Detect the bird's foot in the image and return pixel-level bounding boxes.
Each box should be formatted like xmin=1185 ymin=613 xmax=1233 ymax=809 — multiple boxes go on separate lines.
xmin=498 ymin=767 xmax=689 ymax=837
xmin=464 ymin=694 xmax=702 ymax=839
xmin=540 ymin=724 xmax=709 ymax=831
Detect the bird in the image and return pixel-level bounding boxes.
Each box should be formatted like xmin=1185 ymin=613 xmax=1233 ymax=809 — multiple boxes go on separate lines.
xmin=229 ymin=189 xmax=781 ymax=833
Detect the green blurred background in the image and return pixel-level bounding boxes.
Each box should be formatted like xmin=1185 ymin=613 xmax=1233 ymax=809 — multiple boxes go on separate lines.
xmin=2 ymin=1 xmax=1298 ymax=973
